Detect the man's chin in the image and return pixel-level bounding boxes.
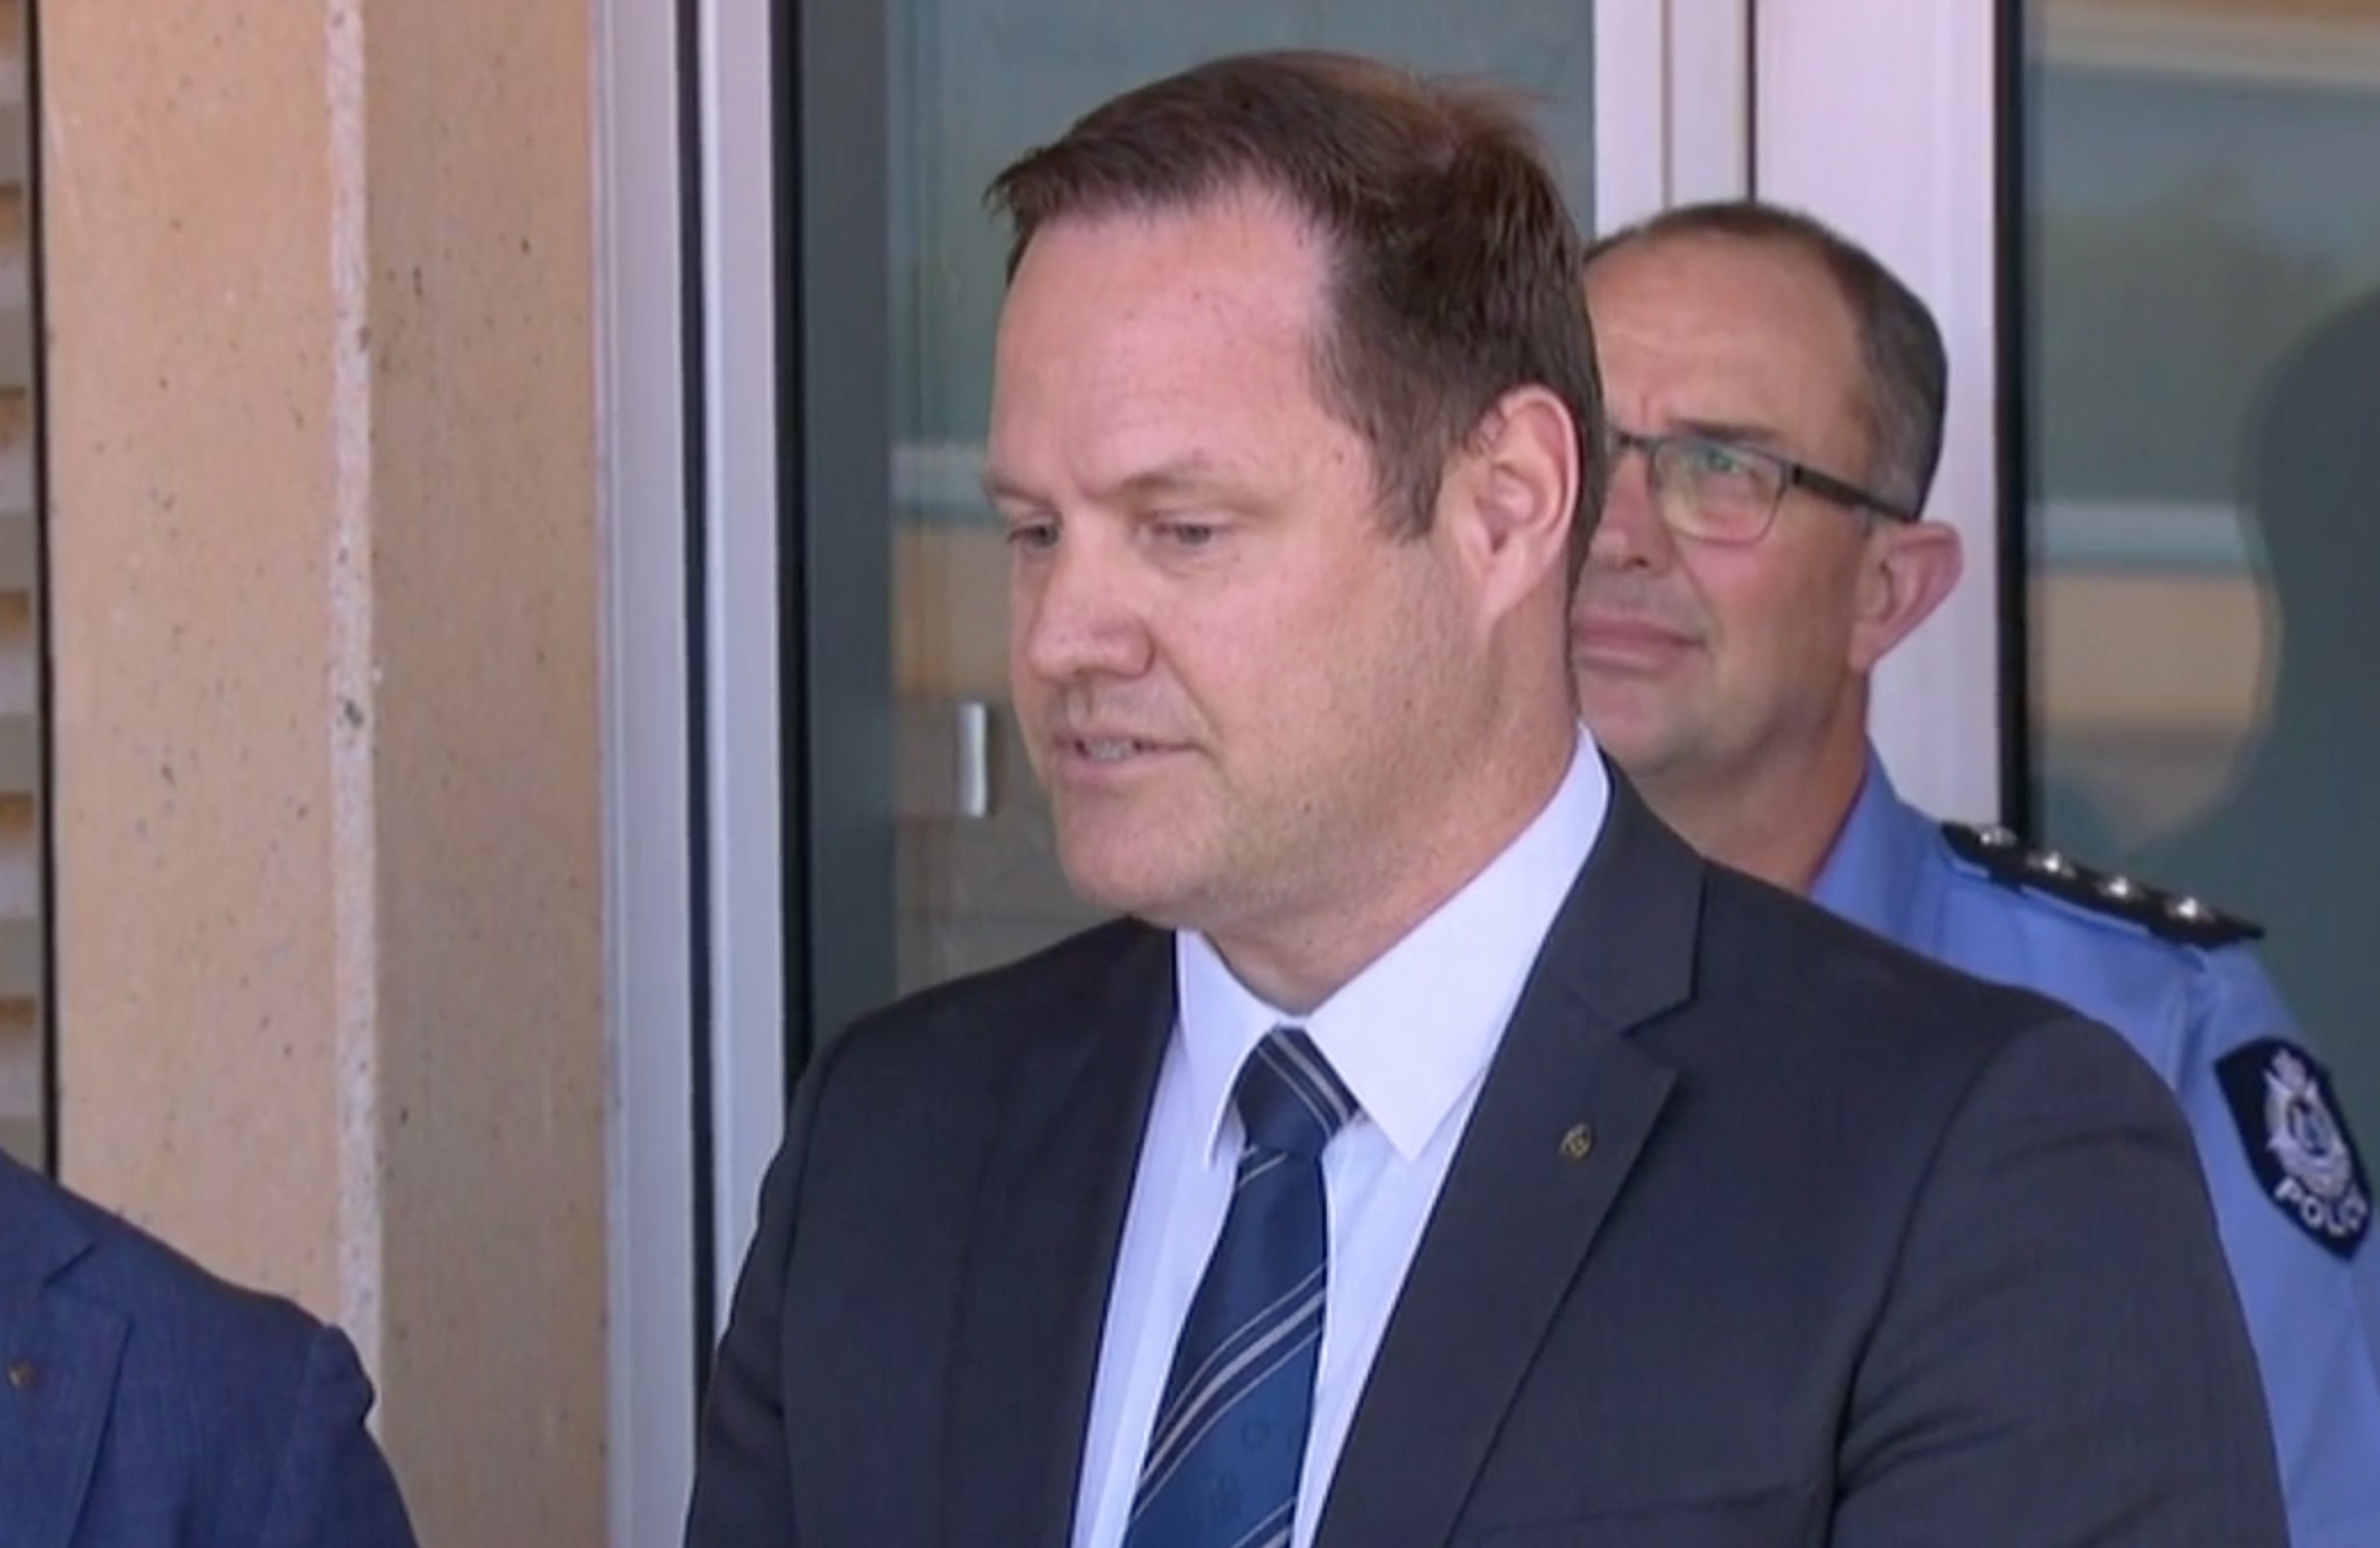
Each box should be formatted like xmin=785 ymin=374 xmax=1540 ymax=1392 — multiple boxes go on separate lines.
xmin=1577 ymin=700 xmax=1687 ymax=774
xmin=1054 ymin=848 xmax=1197 ymax=924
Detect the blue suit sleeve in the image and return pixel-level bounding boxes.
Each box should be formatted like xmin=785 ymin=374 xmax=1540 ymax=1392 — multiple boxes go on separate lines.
xmin=256 ymin=1325 xmax=421 ymax=1548
xmin=2174 ymin=953 xmax=2380 ymax=1547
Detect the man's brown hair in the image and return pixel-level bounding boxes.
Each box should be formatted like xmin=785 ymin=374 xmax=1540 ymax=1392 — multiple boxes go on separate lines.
xmin=987 ymin=51 xmax=1606 ymax=575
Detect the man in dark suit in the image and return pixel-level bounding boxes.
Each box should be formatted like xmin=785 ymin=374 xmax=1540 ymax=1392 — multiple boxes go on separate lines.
xmin=0 ymin=1148 xmax=418 ymax=1546
xmin=687 ymin=51 xmax=2288 ymax=1546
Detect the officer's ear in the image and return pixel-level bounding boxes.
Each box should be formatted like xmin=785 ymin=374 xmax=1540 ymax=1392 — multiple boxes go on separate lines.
xmin=1848 ymin=517 xmax=1962 ymax=675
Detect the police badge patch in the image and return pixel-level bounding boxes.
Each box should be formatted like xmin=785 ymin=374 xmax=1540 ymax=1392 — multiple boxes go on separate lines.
xmin=2216 ymin=1038 xmax=2372 ymax=1260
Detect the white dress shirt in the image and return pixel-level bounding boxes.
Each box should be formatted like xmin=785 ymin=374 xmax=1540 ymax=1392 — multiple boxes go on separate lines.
xmin=1071 ymin=730 xmax=1610 ymax=1548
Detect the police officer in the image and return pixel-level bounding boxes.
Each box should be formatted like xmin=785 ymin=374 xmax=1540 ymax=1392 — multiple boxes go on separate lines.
xmin=1574 ymin=198 xmax=2378 ymax=1545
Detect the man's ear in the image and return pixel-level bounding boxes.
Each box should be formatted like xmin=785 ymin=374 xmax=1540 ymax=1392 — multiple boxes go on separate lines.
xmin=1849 ymin=518 xmax=1963 ymax=674
xmin=1439 ymin=385 xmax=1579 ymax=624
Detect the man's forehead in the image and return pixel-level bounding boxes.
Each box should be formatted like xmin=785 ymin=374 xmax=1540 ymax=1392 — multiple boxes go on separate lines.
xmin=1588 ymin=236 xmax=1863 ymax=435
xmin=996 ymin=200 xmax=1327 ymax=380
xmin=986 ymin=234 xmax=1357 ymax=502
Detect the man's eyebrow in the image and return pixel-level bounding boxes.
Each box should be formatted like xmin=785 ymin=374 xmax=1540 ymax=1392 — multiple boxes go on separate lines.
xmin=980 ymin=455 xmax=1243 ymax=511
xmin=1107 ymin=455 xmax=1243 ymax=503
xmin=1668 ymin=418 xmax=1789 ymax=451
xmin=979 ymin=468 xmax=1038 ymax=509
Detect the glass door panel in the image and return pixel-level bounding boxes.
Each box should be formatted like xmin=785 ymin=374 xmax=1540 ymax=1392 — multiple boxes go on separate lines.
xmin=2020 ymin=0 xmax=2380 ymax=1129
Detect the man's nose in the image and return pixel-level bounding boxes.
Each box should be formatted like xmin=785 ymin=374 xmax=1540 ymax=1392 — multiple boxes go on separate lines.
xmin=1014 ymin=533 xmax=1153 ymax=684
xmin=1586 ymin=444 xmax=1676 ymax=571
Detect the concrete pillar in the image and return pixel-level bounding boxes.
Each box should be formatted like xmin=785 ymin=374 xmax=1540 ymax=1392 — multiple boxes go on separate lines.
xmin=41 ymin=3 xmax=606 ymax=1540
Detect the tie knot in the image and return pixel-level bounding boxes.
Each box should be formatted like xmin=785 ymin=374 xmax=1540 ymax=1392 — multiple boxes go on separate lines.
xmin=1234 ymin=1027 xmax=1357 ymax=1159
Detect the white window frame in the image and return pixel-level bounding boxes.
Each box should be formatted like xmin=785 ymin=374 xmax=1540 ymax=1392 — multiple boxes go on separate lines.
xmin=594 ymin=0 xmax=696 ymax=1539
xmin=596 ymin=5 xmax=1751 ymax=1541
xmin=1598 ymin=0 xmax=1753 ymax=230
xmin=1751 ymin=0 xmax=2005 ymax=823
xmin=693 ymin=0 xmax=791 ymax=1420
xmin=596 ymin=0 xmax=786 ymax=1542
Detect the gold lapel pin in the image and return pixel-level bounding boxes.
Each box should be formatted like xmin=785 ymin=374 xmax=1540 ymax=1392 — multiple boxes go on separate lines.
xmin=6 ymin=1361 xmax=36 ymax=1391
xmin=1559 ymin=1123 xmax=1595 ymax=1162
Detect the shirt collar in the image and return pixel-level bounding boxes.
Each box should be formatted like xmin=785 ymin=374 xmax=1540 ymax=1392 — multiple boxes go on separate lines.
xmin=1810 ymin=746 xmax=1933 ymax=938
xmin=1175 ymin=728 xmax=1610 ymax=1167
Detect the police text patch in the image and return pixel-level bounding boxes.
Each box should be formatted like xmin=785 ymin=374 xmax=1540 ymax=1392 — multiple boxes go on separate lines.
xmin=2216 ymin=1039 xmax=2370 ymax=1260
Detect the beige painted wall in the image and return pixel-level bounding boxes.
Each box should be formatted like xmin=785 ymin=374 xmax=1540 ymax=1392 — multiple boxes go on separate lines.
xmin=41 ymin=3 xmax=605 ymax=1542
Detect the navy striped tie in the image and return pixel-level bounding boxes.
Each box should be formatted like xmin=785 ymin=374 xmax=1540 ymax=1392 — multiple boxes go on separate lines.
xmin=1124 ymin=1027 xmax=1357 ymax=1548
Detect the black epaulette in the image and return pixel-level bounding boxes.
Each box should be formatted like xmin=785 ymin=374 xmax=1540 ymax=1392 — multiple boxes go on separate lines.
xmin=1940 ymin=821 xmax=2265 ymax=950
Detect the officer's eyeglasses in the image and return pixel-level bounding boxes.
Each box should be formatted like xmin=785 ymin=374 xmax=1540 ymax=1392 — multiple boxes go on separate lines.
xmin=1607 ymin=427 xmax=1917 ymax=546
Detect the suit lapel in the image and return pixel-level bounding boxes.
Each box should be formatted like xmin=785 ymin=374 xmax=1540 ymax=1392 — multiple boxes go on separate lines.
xmin=1317 ymin=774 xmax=1702 ymax=1548
xmin=0 ymin=1160 xmax=123 ymax=1548
xmin=940 ymin=924 xmax=1175 ymax=1547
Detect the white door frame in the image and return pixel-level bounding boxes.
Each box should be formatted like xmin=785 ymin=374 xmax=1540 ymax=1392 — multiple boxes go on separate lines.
xmin=593 ymin=0 xmax=696 ymax=1539
xmin=1598 ymin=0 xmax=1754 ymax=229
xmin=1752 ymin=0 xmax=2006 ymax=823
xmin=594 ymin=4 xmax=1756 ymax=1540
xmin=594 ymin=0 xmax=786 ymax=1542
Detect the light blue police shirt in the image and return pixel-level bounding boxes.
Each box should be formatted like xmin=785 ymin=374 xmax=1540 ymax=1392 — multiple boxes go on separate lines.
xmin=1813 ymin=752 xmax=2380 ymax=1546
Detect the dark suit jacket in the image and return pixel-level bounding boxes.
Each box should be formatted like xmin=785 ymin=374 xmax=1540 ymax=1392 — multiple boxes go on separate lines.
xmin=0 ymin=1150 xmax=418 ymax=1548
xmin=688 ymin=774 xmax=2288 ymax=1546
